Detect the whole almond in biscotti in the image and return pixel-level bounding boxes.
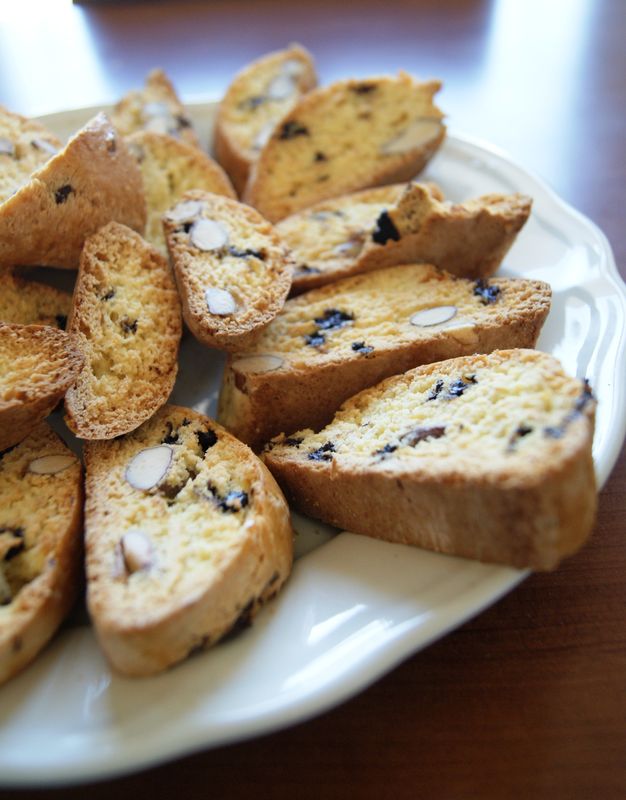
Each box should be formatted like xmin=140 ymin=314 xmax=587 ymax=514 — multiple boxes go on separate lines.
xmin=0 ymin=323 xmax=84 ymax=452
xmin=243 ymin=72 xmax=446 ymax=222
xmin=126 ymin=130 xmax=236 ymax=256
xmin=163 ymin=190 xmax=293 ymax=351
xmin=214 ymin=43 xmax=317 ymax=195
xmin=111 ymin=68 xmax=201 ymax=149
xmin=64 ymin=222 xmax=182 ymax=440
xmin=84 ymin=404 xmax=293 ymax=677
xmin=0 ymin=271 xmax=72 ymax=329
xmin=279 ymin=182 xmax=532 ymax=294
xmin=217 ymin=263 xmax=551 ymax=450
xmin=0 ymin=422 xmax=83 ymax=686
xmin=0 ymin=104 xmax=62 ymax=205
xmin=0 ymin=113 xmax=146 ymax=270
xmin=263 ymin=349 xmax=597 ymax=571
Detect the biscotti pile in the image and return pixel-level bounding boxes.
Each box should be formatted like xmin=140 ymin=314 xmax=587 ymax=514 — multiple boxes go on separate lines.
xmin=0 ymin=45 xmax=598 ymax=683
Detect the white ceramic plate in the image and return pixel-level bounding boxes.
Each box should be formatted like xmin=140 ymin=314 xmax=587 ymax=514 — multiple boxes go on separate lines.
xmin=1 ymin=103 xmax=625 ymax=787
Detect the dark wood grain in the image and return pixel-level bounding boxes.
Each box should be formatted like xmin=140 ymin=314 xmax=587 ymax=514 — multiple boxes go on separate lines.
xmin=1 ymin=1 xmax=624 ymax=798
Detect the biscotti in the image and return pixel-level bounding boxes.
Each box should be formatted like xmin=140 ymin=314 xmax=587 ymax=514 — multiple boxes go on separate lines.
xmin=127 ymin=130 xmax=236 ymax=255
xmin=163 ymin=190 xmax=293 ymax=351
xmin=64 ymin=222 xmax=182 ymax=440
xmin=217 ymin=263 xmax=551 ymax=450
xmin=84 ymin=404 xmax=293 ymax=676
xmin=0 ymin=113 xmax=146 ymax=270
xmin=0 ymin=422 xmax=83 ymax=685
xmin=263 ymin=349 xmax=597 ymax=571
xmin=0 ymin=323 xmax=84 ymax=451
xmin=111 ymin=68 xmax=201 ymax=149
xmin=278 ymin=182 xmax=532 ymax=293
xmin=243 ymin=72 xmax=446 ymax=222
xmin=0 ymin=272 xmax=71 ymax=328
xmin=0 ymin=105 xmax=61 ymax=205
xmin=214 ymin=43 xmax=317 ymax=194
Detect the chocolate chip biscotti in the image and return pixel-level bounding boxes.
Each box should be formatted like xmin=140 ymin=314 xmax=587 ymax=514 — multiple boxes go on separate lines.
xmin=111 ymin=68 xmax=201 ymax=149
xmin=64 ymin=222 xmax=182 ymax=440
xmin=0 ymin=323 xmax=84 ymax=451
xmin=127 ymin=130 xmax=236 ymax=256
xmin=263 ymin=349 xmax=597 ymax=571
xmin=0 ymin=272 xmax=71 ymax=328
xmin=214 ymin=43 xmax=317 ymax=194
xmin=279 ymin=182 xmax=532 ymax=294
xmin=243 ymin=72 xmax=446 ymax=222
xmin=0 ymin=422 xmax=83 ymax=685
xmin=84 ymin=405 xmax=293 ymax=676
xmin=0 ymin=113 xmax=146 ymax=270
xmin=217 ymin=263 xmax=551 ymax=450
xmin=163 ymin=190 xmax=293 ymax=351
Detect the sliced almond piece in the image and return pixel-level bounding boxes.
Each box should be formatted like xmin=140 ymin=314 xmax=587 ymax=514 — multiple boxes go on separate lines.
xmin=381 ymin=117 xmax=443 ymax=155
xmin=144 ymin=115 xmax=176 ymax=136
xmin=252 ymin=122 xmax=275 ymax=152
xmin=121 ymin=529 xmax=155 ymax=574
xmin=232 ymin=354 xmax=284 ymax=374
xmin=190 ymin=218 xmax=229 ymax=251
xmin=28 ymin=454 xmax=77 ymax=475
xmin=267 ymin=63 xmax=302 ymax=100
xmin=410 ymin=305 xmax=457 ymax=327
xmin=30 ymin=138 xmax=59 ymax=156
xmin=205 ymin=287 xmax=237 ymax=315
xmin=125 ymin=445 xmax=172 ymax=490
xmin=142 ymin=101 xmax=171 ymax=119
xmin=166 ymin=199 xmax=204 ymax=224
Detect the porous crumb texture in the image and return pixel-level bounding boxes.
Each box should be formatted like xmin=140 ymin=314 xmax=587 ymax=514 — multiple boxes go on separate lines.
xmin=64 ymin=222 xmax=182 ymax=439
xmin=263 ymin=350 xmax=597 ymax=570
xmin=0 ymin=323 xmax=84 ymax=451
xmin=243 ymin=73 xmax=446 ymax=222
xmin=0 ymin=113 xmax=147 ymax=269
xmin=164 ymin=190 xmax=293 ymax=351
xmin=0 ymin=105 xmax=62 ymax=204
xmin=217 ymin=263 xmax=551 ymax=449
xmin=214 ymin=43 xmax=317 ymax=194
xmin=111 ymin=68 xmax=201 ymax=148
xmin=84 ymin=405 xmax=293 ymax=676
xmin=279 ymin=181 xmax=532 ymax=293
xmin=0 ymin=422 xmax=83 ymax=685
xmin=127 ymin=130 xmax=236 ymax=255
xmin=0 ymin=272 xmax=72 ymax=328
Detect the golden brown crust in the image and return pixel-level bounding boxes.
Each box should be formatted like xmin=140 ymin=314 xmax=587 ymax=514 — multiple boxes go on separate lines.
xmin=163 ymin=190 xmax=293 ymax=351
xmin=0 ymin=422 xmax=83 ymax=685
xmin=0 ymin=113 xmax=146 ymax=270
xmin=217 ymin=265 xmax=551 ymax=450
xmin=214 ymin=43 xmax=317 ymax=195
xmin=0 ymin=323 xmax=84 ymax=451
xmin=84 ymin=405 xmax=293 ymax=676
xmin=263 ymin=350 xmax=597 ymax=571
xmin=243 ymin=73 xmax=446 ymax=222
xmin=64 ymin=222 xmax=182 ymax=440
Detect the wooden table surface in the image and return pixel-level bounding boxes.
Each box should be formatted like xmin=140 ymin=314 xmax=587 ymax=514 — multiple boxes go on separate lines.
xmin=1 ymin=1 xmax=624 ymax=798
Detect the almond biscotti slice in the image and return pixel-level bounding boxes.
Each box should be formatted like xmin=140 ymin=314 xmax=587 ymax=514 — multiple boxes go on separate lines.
xmin=214 ymin=43 xmax=317 ymax=195
xmin=0 ymin=105 xmax=61 ymax=204
xmin=163 ymin=190 xmax=293 ymax=351
xmin=0 ymin=113 xmax=146 ymax=270
xmin=84 ymin=405 xmax=293 ymax=676
xmin=111 ymin=68 xmax=201 ymax=149
xmin=279 ymin=182 xmax=532 ymax=294
xmin=263 ymin=349 xmax=597 ymax=571
xmin=0 ymin=422 xmax=83 ymax=685
xmin=243 ymin=72 xmax=446 ymax=222
xmin=217 ymin=263 xmax=551 ymax=450
xmin=0 ymin=323 xmax=84 ymax=451
xmin=64 ymin=222 xmax=182 ymax=440
xmin=0 ymin=271 xmax=71 ymax=328
xmin=126 ymin=130 xmax=236 ymax=256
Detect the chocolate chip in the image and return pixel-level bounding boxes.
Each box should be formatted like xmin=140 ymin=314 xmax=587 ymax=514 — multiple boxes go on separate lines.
xmin=284 ymin=437 xmax=304 ymax=447
xmin=176 ymin=115 xmax=192 ymax=129
xmin=473 ymin=280 xmax=501 ymax=305
xmin=352 ymin=82 xmax=377 ymax=94
xmin=313 ymin=151 xmax=327 ymax=162
xmin=228 ymin=245 xmax=266 ymax=260
xmin=351 ymin=341 xmax=374 ymax=354
xmin=158 ymin=480 xmax=187 ymax=500
xmin=373 ymin=442 xmax=398 ymax=457
xmin=399 ymin=425 xmax=446 ymax=447
xmin=55 ymin=314 xmax=67 ymax=329
xmin=427 ymin=379 xmax=444 ymax=401
xmin=279 ymin=121 xmax=309 ymax=140
xmin=372 ymin=211 xmax=401 ymax=245
xmin=223 ymin=597 xmax=256 ymax=639
xmin=446 ymin=378 xmax=471 ymax=399
xmin=575 ymin=379 xmax=594 ymax=412
xmin=219 ymin=490 xmax=249 ymax=513
xmin=307 ymin=442 xmax=335 ymax=461
xmin=295 ymin=264 xmax=321 ymax=274
xmin=196 ymin=429 xmax=218 ymax=453
xmin=507 ymin=424 xmax=534 ymax=451
xmin=120 ymin=317 xmax=138 ymax=334
xmin=305 ymin=331 xmax=326 ymax=347
xmin=54 ymin=184 xmax=74 ymax=204
xmin=314 ymin=308 xmax=354 ymax=330
xmin=161 ymin=422 xmax=180 ymax=445
xmin=102 ymin=288 xmax=115 ymax=301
